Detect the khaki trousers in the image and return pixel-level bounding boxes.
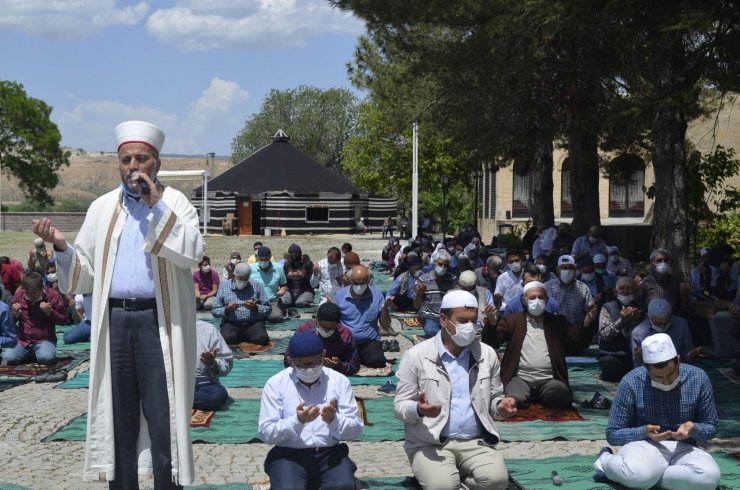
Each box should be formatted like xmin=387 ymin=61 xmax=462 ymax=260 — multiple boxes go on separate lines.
xmin=408 ymin=439 xmax=509 ymax=490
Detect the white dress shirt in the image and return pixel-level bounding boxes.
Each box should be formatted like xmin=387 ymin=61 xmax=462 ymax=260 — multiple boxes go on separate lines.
xmin=310 ymin=258 xmax=344 ymax=298
xmin=258 ymin=366 xmax=363 ymax=448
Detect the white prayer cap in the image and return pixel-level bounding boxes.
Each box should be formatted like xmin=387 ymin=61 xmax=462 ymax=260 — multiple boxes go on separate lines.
xmin=441 ymin=289 xmax=478 ymax=309
xmin=647 ymin=298 xmax=672 ymax=319
xmin=641 ymin=333 xmax=677 ymax=364
xmin=700 ymin=247 xmax=710 ymax=257
xmin=607 ymin=246 xmax=619 ymax=254
xmin=522 ymin=281 xmax=546 ymax=296
xmin=114 ymin=120 xmax=165 ymax=154
xmin=558 ymin=255 xmax=576 ymax=267
xmin=458 ymin=270 xmax=478 ymax=289
xmin=593 ymin=254 xmax=607 ymax=264
xmin=33 ymin=238 xmax=44 ymax=247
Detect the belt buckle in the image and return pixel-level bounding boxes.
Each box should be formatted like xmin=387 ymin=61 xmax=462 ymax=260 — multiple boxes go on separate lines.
xmin=121 ymin=298 xmax=136 ymax=310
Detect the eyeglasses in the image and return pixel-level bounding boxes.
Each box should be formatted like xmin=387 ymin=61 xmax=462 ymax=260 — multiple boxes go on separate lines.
xmin=654 ymin=258 xmax=669 ymax=264
xmin=293 ymin=359 xmax=322 ymax=369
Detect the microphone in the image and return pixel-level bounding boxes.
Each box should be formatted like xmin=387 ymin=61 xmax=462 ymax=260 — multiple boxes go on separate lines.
xmin=130 ymin=170 xmax=150 ymax=195
xmin=551 ymin=471 xmax=562 ymax=486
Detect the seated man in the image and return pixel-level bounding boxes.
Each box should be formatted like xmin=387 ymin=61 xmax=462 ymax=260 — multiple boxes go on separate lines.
xmin=250 ymin=247 xmax=288 ymax=323
xmin=594 ymin=334 xmax=721 ymax=490
xmin=333 ymin=265 xmax=393 ymax=368
xmin=339 ymin=251 xmax=361 ymax=287
xmin=286 ymin=302 xmax=360 ymax=376
xmin=386 ymin=256 xmax=423 ymax=312
xmin=474 ymin=254 xmax=503 ymax=292
xmin=415 ymin=250 xmax=456 ymax=337
xmin=395 ymin=290 xmax=517 ymax=490
xmin=311 ymin=247 xmax=344 ymax=300
xmin=457 ymin=270 xmax=498 ymax=330
xmin=0 ymin=299 xmax=17 ymax=351
xmin=223 ymin=251 xmax=241 ymax=280
xmin=193 ymin=319 xmax=233 ymax=411
xmin=545 ymin=255 xmax=596 ymax=330
xmin=282 ymin=244 xmax=315 ymax=311
xmin=212 ymin=263 xmax=272 ymax=346
xmin=501 ymin=264 xmax=559 ymax=317
xmin=597 ymin=277 xmax=642 ymax=382
xmin=259 ymin=332 xmax=363 ymax=490
xmin=606 ymin=246 xmax=633 ymax=278
xmin=193 ymin=255 xmax=219 ymax=311
xmin=247 ymin=241 xmax=263 ymax=265
xmin=3 ymin=272 xmax=67 ymax=365
xmin=62 ymin=293 xmax=92 ymax=344
xmin=493 ymin=249 xmax=525 ymax=310
xmin=483 ymin=281 xmax=598 ymax=408
xmin=631 ymin=298 xmax=699 ymax=367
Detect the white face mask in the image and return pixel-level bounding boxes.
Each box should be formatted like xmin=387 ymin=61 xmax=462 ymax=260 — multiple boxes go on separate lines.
xmin=580 ymin=272 xmax=596 ymax=282
xmin=230 ymin=258 xmax=239 ymax=265
xmin=655 ymin=262 xmax=670 ymax=274
xmin=449 ymin=321 xmax=476 ymax=347
xmin=435 ymin=265 xmax=447 ymax=276
xmin=650 ymin=321 xmax=669 ymax=333
xmin=46 ymin=273 xmax=58 ymax=283
xmin=560 ymin=269 xmax=575 ymax=283
xmin=258 ymin=260 xmax=270 ymax=268
xmin=352 ymin=284 xmax=368 ymax=295
xmin=526 ymin=298 xmax=546 ymax=316
xmin=617 ymin=294 xmax=634 ymax=305
xmin=233 ymin=279 xmax=247 ymax=290
xmin=508 ymin=261 xmax=522 ymax=273
xmin=201 ymin=265 xmax=211 ymax=273
xmin=294 ymin=365 xmax=323 ymax=384
xmin=609 ymin=255 xmax=620 ymax=264
xmin=536 ymin=264 xmax=548 ymax=274
xmin=316 ymin=326 xmax=335 ymax=338
xmin=651 ymin=375 xmax=680 ymax=392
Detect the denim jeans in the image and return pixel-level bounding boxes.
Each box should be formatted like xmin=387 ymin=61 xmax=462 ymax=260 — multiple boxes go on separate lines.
xmin=2 ymin=340 xmax=56 ymax=365
xmin=63 ymin=320 xmax=91 ymax=344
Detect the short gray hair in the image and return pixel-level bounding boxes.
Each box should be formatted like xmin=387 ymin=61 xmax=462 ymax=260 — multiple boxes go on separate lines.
xmin=435 ymin=250 xmax=451 ymax=265
xmin=486 ymin=255 xmax=503 ymax=269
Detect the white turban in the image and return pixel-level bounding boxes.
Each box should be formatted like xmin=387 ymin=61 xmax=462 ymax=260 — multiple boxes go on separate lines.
xmin=641 ymin=333 xmax=678 ymax=364
xmin=114 ymin=120 xmax=165 ymax=154
xmin=647 ymin=298 xmax=672 ymax=319
xmin=522 ymin=281 xmax=546 ymax=295
xmin=441 ymin=290 xmax=478 ymax=309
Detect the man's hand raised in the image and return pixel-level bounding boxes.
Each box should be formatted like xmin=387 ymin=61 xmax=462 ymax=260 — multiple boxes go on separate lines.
xmin=321 ymin=399 xmax=338 ymax=423
xmin=296 ymin=402 xmax=320 ymax=424
xmin=417 ymin=392 xmax=442 ymax=418
xmin=32 ymin=219 xmax=68 ymax=252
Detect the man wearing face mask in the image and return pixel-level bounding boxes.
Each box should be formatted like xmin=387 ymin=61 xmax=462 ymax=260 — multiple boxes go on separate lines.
xmin=259 ymin=332 xmax=364 ymax=489
xmin=287 ymin=302 xmax=360 ymax=376
xmin=223 ymin=251 xmax=242 ymax=280
xmin=3 ymin=272 xmax=67 ymax=365
xmin=597 ymin=277 xmax=642 ymax=382
xmin=630 ymin=299 xmax=699 ymax=368
xmin=193 ymin=256 xmax=219 ymax=311
xmin=250 ymin=247 xmax=289 ymax=323
xmin=571 ymin=224 xmax=608 ymax=261
xmin=493 ymin=250 xmax=526 ymax=311
xmin=636 ymin=248 xmax=691 ymax=317
xmin=281 ymin=244 xmax=315 ymax=314
xmin=501 ymin=265 xmax=560 ymax=317
xmin=333 ymin=265 xmax=392 ymax=368
xmin=606 ymin=246 xmax=633 ymax=278
xmin=485 ymin=282 xmax=596 ymax=408
xmin=594 ymin=334 xmax=721 ymax=490
xmin=475 ymin=255 xmax=503 ymax=292
xmin=387 ymin=256 xmax=423 ymax=312
xmin=414 ymin=251 xmax=457 ymax=337
xmin=213 ymin=263 xmax=272 ymax=346
xmin=577 ymin=256 xmax=609 ymax=303
xmin=395 ymin=290 xmax=518 ymax=490
xmin=545 ymin=255 xmax=599 ymax=332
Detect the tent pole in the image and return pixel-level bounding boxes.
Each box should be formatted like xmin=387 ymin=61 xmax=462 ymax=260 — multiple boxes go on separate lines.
xmin=412 ymin=121 xmax=419 ymax=241
xmin=203 ymin=171 xmax=209 ymax=236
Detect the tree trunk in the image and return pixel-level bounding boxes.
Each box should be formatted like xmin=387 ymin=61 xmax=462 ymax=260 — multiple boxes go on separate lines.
xmin=567 ymin=128 xmax=601 ymax=236
xmin=650 ymin=38 xmax=690 ymax=278
xmin=529 ymin=128 xmax=555 ymax=230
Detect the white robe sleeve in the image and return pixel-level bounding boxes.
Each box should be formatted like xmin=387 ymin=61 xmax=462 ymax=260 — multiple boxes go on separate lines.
xmin=145 ymin=189 xmax=204 ymax=270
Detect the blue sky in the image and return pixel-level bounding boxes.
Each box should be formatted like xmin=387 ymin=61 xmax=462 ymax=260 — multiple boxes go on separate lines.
xmin=0 ymin=0 xmax=365 ymax=156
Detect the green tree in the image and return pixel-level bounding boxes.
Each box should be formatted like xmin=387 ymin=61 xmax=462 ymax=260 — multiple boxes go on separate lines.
xmin=0 ymin=81 xmax=70 ymax=208
xmin=231 ymin=86 xmax=359 ymax=171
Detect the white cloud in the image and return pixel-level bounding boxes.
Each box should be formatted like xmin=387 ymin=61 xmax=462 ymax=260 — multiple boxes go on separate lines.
xmin=0 ymin=0 xmax=149 ymax=38
xmin=57 ymin=78 xmax=249 ymax=154
xmin=146 ymin=0 xmax=364 ymax=51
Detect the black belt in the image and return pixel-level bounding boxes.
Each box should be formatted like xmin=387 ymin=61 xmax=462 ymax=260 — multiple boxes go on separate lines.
xmin=109 ymin=298 xmax=157 ymax=310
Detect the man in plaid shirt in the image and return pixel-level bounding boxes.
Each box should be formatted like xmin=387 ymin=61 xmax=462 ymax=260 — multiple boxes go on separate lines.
xmin=594 ymin=333 xmax=721 ymax=490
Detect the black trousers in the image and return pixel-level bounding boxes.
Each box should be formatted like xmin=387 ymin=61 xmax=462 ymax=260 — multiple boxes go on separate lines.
xmin=265 ymin=444 xmax=357 ymax=490
xmin=108 ymin=305 xmax=181 ymax=490
xmin=598 ymin=355 xmax=633 ymax=382
xmin=220 ymin=320 xmax=269 ymax=345
xmin=356 ymin=340 xmax=386 ymax=368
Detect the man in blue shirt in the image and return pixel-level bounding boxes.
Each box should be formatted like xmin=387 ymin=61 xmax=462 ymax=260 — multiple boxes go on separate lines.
xmin=213 ymin=263 xmax=271 ymax=345
xmin=386 ymin=256 xmax=422 ymax=311
xmin=250 ymin=247 xmax=288 ymax=323
xmin=594 ymin=334 xmax=721 ymax=490
xmin=333 ymin=265 xmax=392 ymax=368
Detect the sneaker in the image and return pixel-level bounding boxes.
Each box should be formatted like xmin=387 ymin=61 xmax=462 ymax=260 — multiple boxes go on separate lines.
xmin=389 ymin=340 xmax=400 ymax=352
xmin=381 ymin=340 xmax=390 ymax=352
xmin=377 ymin=381 xmax=397 ymax=394
xmin=45 ymin=371 xmax=68 ymax=383
xmin=288 ymin=308 xmax=300 ymax=319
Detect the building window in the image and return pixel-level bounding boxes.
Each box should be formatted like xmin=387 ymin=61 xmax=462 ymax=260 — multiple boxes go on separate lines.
xmin=561 ymin=157 xmax=573 ymax=218
xmin=512 ymin=161 xmax=532 ymax=218
xmin=607 ymin=154 xmax=646 ymax=218
xmin=306 ymin=206 xmax=329 ymax=223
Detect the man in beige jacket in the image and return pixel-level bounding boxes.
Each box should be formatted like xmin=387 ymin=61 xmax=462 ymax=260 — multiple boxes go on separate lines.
xmin=394 ymin=290 xmax=518 ymax=490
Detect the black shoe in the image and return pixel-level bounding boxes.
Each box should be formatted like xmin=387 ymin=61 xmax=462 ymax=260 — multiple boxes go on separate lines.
xmin=381 ymin=340 xmax=390 ymax=352
xmin=583 ymin=391 xmax=612 ymax=410
xmin=389 ymin=340 xmax=400 ymax=352
xmin=378 ymin=381 xmax=397 ymax=394
xmin=288 ymin=308 xmax=300 ymax=318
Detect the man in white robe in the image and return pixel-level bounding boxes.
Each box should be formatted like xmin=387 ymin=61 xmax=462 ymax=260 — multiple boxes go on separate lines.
xmin=32 ymin=120 xmax=203 ymax=489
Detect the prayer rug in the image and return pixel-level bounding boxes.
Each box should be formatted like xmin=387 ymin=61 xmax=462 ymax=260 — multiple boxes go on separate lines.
xmin=0 ymin=356 xmax=77 ymax=377
xmin=355 ymin=363 xmax=393 ymax=377
xmin=390 ymin=311 xmax=420 ymax=319
xmin=229 ymin=336 xmax=291 ymax=357
xmin=0 ymin=377 xmax=26 ymax=392
xmin=501 ymin=403 xmax=586 ymax=423
xmin=401 ymin=317 xmax=422 ymax=328
xmin=190 ymin=409 xmax=216 ymax=428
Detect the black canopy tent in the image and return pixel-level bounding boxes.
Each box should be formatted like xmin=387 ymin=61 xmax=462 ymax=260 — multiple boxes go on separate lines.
xmin=192 ymin=130 xmax=396 ymax=235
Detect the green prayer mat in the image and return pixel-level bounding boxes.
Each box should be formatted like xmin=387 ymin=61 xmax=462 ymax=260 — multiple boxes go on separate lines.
xmin=57 ymin=359 xmax=397 ymax=390
xmin=0 ymin=484 xmax=32 ymax=490
xmin=0 ymin=377 xmax=26 ymax=392
xmin=54 ymin=325 xmax=91 ymax=352
xmin=201 ymin=317 xmax=307 ymax=332
xmin=46 ymin=398 xmax=404 ymax=444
